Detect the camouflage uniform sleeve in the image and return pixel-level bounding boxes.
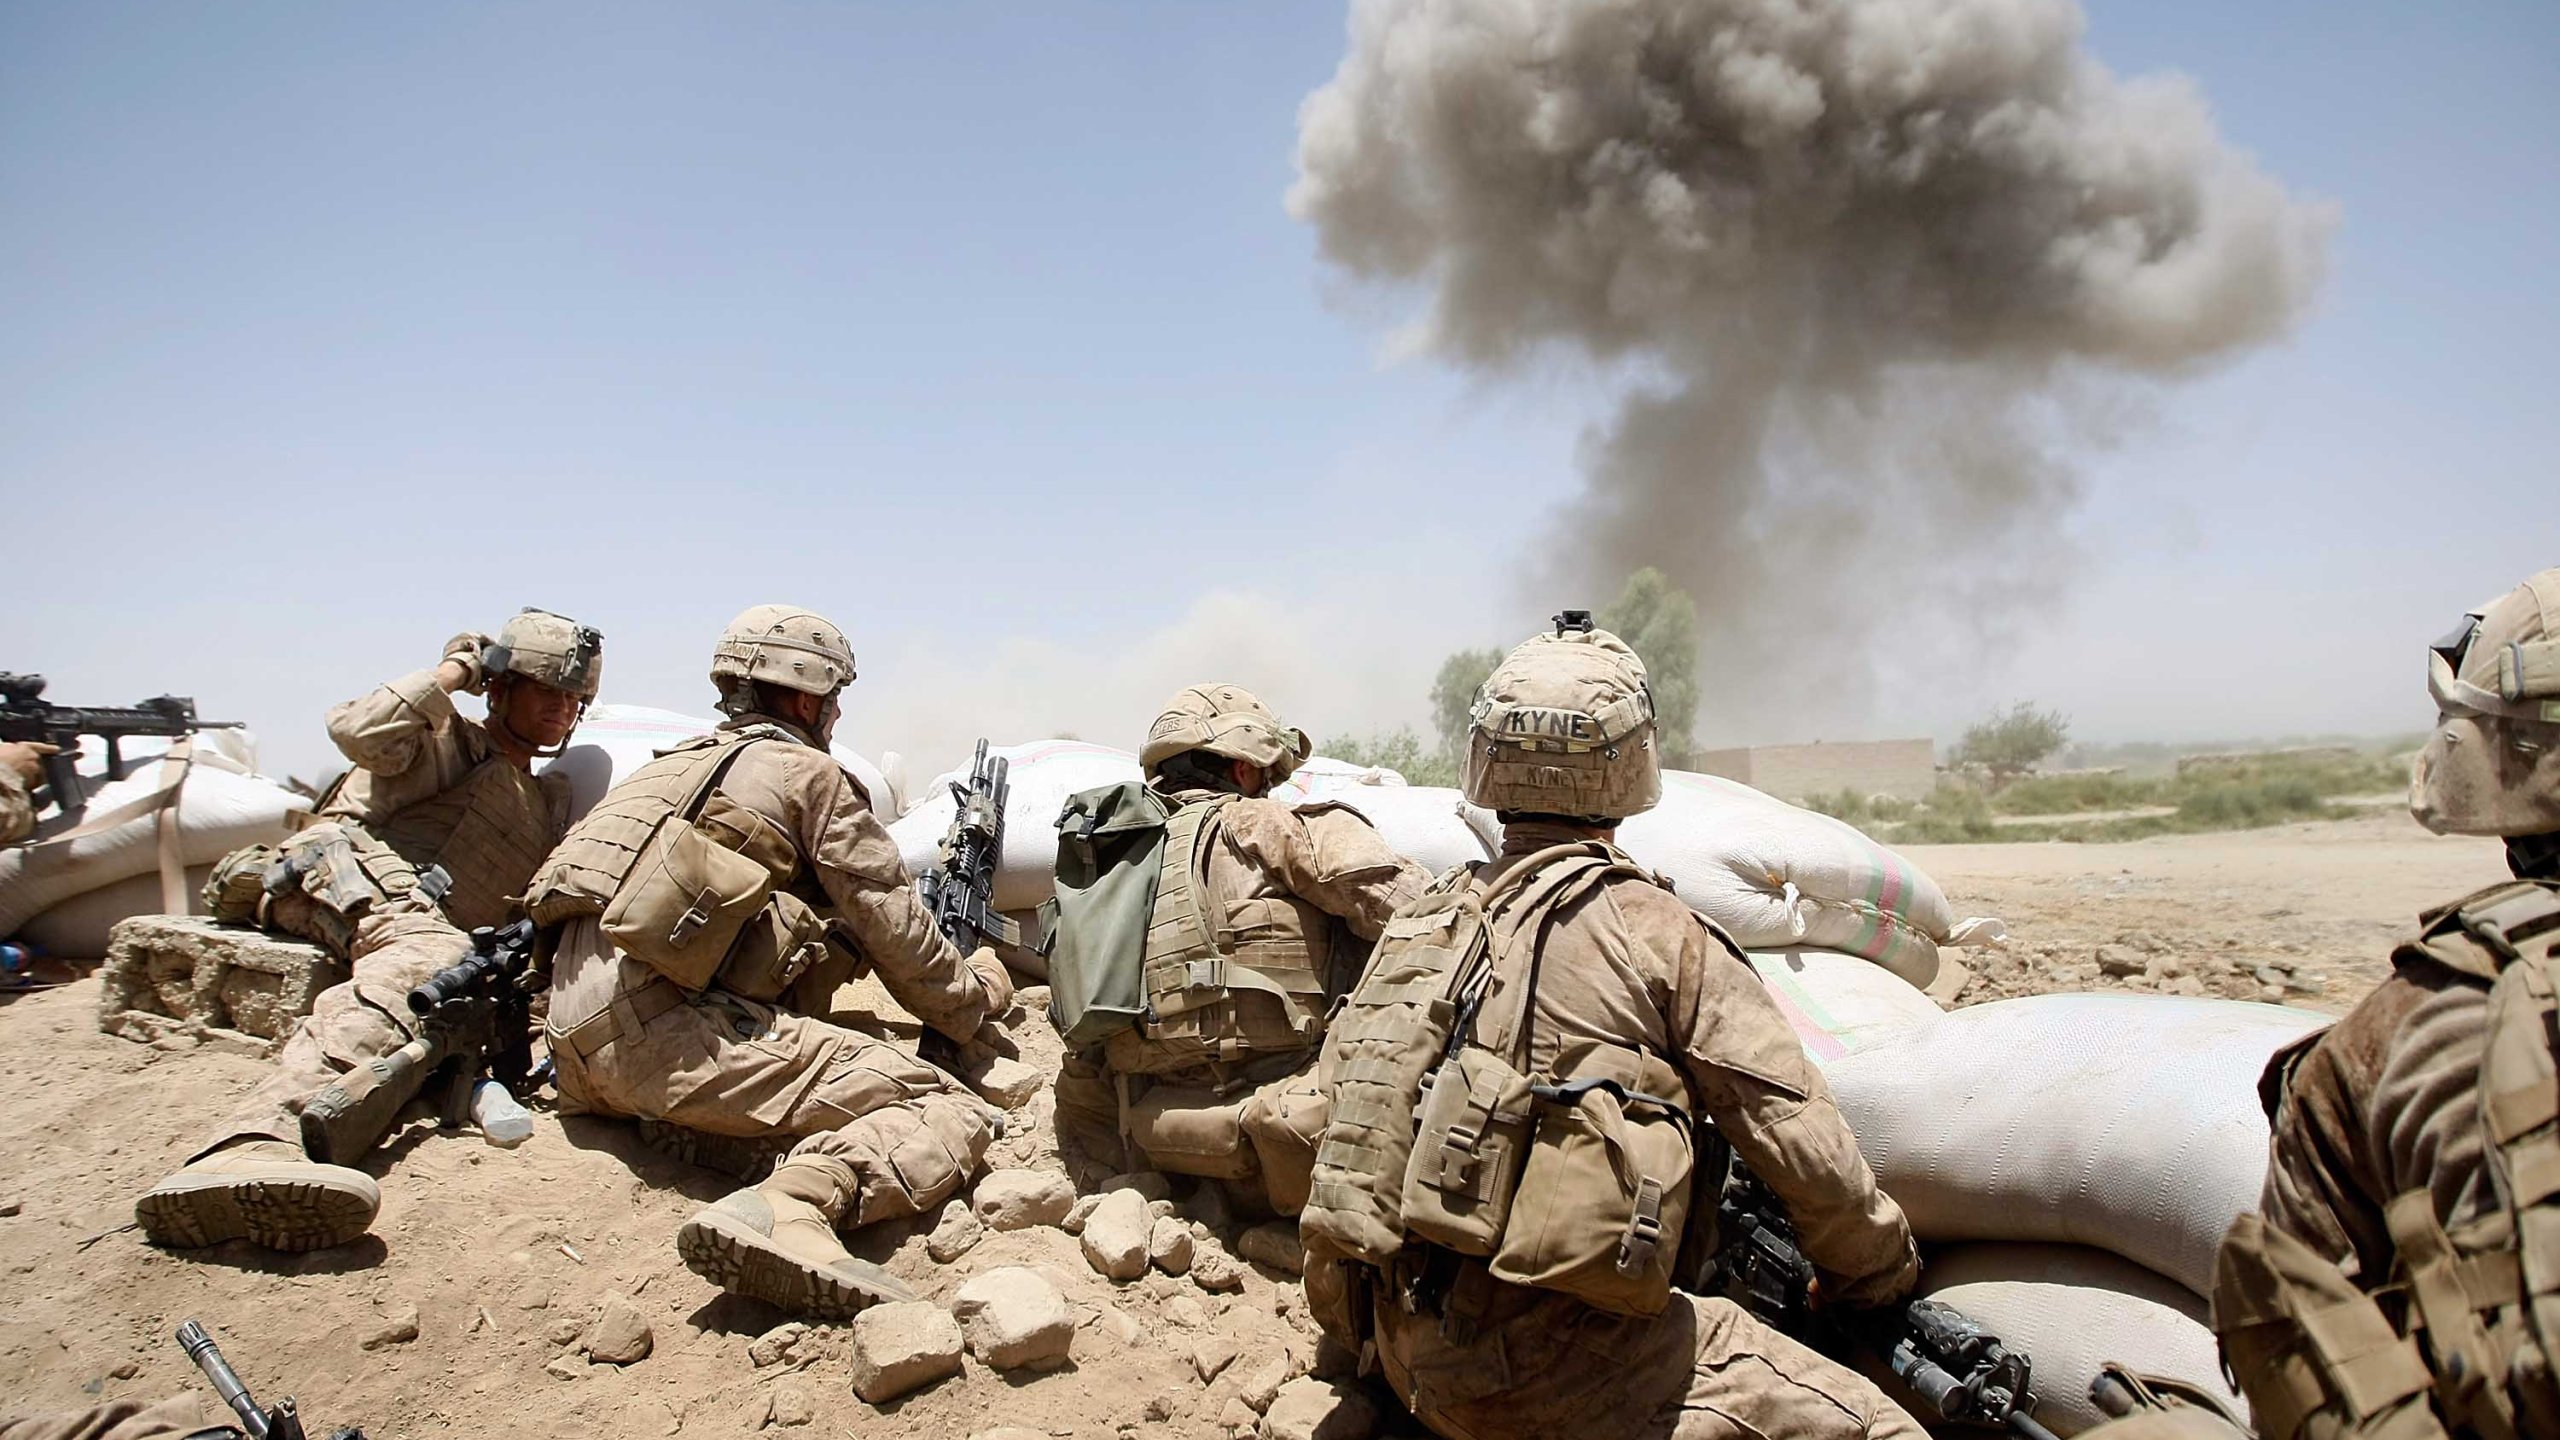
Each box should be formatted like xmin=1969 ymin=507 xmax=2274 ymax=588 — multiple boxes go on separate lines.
xmin=324 ymin=668 xmax=463 ymax=778
xmin=791 ymin=751 xmax=995 ymax=1042
xmin=1224 ymin=800 xmax=1430 ymax=941
xmin=1671 ymin=911 xmax=1921 ymax=1308
xmin=2257 ymin=973 xmax=2446 ymax=1281
xmin=0 ymin=765 xmax=32 ymax=845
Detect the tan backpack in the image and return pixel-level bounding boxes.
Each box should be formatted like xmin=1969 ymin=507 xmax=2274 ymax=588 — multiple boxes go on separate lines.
xmin=1304 ymin=841 xmax=1698 ymax=1317
xmin=2215 ymin=879 xmax=2560 ymax=1440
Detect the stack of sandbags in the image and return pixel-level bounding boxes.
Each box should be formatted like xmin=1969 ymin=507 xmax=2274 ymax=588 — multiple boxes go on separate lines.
xmin=1826 ymin=994 xmax=2325 ymax=1433
xmin=1607 ymin=771 xmax=2004 ymax=993
xmin=542 ymin=703 xmax=904 ymax=825
xmin=1 ymin=735 xmax=306 ymax=956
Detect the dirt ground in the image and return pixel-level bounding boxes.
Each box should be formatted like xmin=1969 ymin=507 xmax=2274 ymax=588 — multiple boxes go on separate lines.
xmin=0 ymin=809 xmax=2516 ymax=1438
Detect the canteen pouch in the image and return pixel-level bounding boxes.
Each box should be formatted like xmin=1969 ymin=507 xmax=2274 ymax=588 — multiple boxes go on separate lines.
xmin=1490 ymin=1040 xmax=1695 ymax=1317
xmin=716 ymin=889 xmax=830 ymax=1003
xmin=1127 ymin=1083 xmax=1258 ymax=1181
xmin=1400 ymin=1045 xmax=1536 ymax=1256
xmin=603 ymin=751 xmax=784 ymax=994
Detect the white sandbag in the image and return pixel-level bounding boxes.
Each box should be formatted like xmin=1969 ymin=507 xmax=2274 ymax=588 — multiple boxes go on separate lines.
xmin=1603 ymin=770 xmax=2004 ymax=991
xmin=542 ymin=703 xmax=902 ymax=826
xmin=891 ymin=741 xmax=1147 ymax=907
xmin=16 ymin=864 xmax=216 ymax=959
xmin=77 ymin=728 xmax=262 ymax=777
xmin=1750 ymin=948 xmax=1942 ymax=1063
xmin=1319 ymin=785 xmax=1492 ymax=877
xmin=1826 ymin=994 xmax=2325 ymax=1296
xmin=1274 ymin=756 xmax=1411 ymax=801
xmin=0 ymin=764 xmax=308 ymax=937
xmin=1906 ymin=1244 xmax=2246 ymax=1436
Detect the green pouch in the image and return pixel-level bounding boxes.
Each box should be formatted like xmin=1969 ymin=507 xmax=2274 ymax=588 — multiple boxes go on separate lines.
xmin=1045 ymin=781 xmax=1170 ymax=1047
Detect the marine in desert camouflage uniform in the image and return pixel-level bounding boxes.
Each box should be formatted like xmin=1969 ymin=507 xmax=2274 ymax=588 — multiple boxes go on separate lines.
xmin=1306 ymin=617 xmax=1926 ymax=1440
xmin=526 ymin=605 xmax=1013 ymax=1320
xmin=134 ymin=609 xmax=602 ymax=1253
xmin=1051 ymin=684 xmax=1427 ymax=1213
xmin=2200 ymin=568 xmax=2560 ymax=1440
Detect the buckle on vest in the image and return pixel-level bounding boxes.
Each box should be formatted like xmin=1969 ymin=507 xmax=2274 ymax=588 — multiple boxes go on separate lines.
xmin=670 ymin=892 xmax=711 ymax=948
xmin=1185 ymin=959 xmax=1226 ymax=990
xmin=1437 ymin=1123 xmax=1482 ymax=1186
xmin=1616 ymin=1178 xmax=1665 ymax=1277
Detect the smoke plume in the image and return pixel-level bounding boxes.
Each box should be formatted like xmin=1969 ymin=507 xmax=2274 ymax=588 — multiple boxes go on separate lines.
xmin=1291 ymin=0 xmax=2332 ymax=739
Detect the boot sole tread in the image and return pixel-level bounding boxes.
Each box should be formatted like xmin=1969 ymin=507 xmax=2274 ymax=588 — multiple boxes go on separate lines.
xmin=136 ymin=1172 xmax=378 ymax=1252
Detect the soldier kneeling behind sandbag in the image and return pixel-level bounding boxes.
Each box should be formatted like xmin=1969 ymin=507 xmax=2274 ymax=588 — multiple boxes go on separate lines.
xmin=1044 ymin=684 xmax=1426 ymax=1213
xmin=1299 ymin=614 xmax=1928 ymax=1440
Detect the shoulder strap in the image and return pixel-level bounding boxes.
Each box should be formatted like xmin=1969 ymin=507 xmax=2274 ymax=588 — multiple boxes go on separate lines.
xmin=2399 ymin=881 xmax=2560 ymax=984
xmin=672 ymin=730 xmax=769 ymax=828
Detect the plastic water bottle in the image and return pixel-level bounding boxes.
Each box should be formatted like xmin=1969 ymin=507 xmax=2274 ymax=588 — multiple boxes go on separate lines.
xmin=470 ymin=1079 xmax=534 ymax=1148
xmin=0 ymin=942 xmax=35 ymax=990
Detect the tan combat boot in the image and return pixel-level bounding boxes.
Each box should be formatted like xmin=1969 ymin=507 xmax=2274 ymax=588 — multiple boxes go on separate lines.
xmin=676 ymin=1154 xmax=915 ymax=1320
xmin=134 ymin=1139 xmax=381 ymax=1251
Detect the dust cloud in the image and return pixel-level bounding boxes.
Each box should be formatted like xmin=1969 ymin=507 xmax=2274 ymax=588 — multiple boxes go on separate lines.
xmin=1292 ymin=0 xmax=2333 ymax=740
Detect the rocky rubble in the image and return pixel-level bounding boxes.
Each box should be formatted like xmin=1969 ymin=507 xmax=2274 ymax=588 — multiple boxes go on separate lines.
xmin=1958 ymin=927 xmax=2338 ymax=1008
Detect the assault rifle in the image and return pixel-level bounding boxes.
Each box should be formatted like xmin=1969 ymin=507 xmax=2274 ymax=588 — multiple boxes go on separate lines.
xmin=1707 ymin=1158 xmax=2061 ymax=1440
xmin=298 ymin=920 xmax=540 ymax=1164
xmin=918 ymin=739 xmax=1024 ymax=952
xmin=175 ymin=1318 xmax=365 ymax=1440
xmin=0 ymin=671 xmax=241 ymax=823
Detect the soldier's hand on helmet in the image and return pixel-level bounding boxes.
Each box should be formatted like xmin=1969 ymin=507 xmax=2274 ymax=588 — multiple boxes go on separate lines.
xmin=439 ymin=632 xmax=497 ymax=696
xmin=966 ymin=946 xmax=1016 ymax=1017
xmin=0 ymin=740 xmax=57 ymax=786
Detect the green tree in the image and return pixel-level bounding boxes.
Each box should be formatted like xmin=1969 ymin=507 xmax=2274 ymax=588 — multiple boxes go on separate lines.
xmin=1430 ymin=647 xmax=1501 ymax=765
xmin=1597 ymin=567 xmax=1700 ymax=766
xmin=1952 ymin=702 xmax=2071 ymax=786
xmin=1318 ymin=726 xmax=1458 ymax=787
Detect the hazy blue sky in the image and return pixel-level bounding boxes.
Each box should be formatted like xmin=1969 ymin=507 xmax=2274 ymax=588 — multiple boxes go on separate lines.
xmin=3 ymin=2 xmax=2553 ymax=783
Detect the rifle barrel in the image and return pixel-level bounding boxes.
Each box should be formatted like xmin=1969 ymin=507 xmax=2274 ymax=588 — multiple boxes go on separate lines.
xmin=177 ymin=1320 xmax=271 ymax=1438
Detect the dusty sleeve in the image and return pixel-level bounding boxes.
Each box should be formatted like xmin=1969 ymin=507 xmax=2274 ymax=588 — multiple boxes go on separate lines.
xmin=324 ymin=668 xmax=459 ymax=778
xmin=1226 ymin=801 xmax=1430 ymax=941
xmin=0 ymin=767 xmax=32 ymax=845
xmin=796 ymin=756 xmax=995 ymax=1042
xmin=2255 ymin=982 xmax=2418 ymax=1280
xmin=1675 ymin=917 xmax=1920 ymax=1308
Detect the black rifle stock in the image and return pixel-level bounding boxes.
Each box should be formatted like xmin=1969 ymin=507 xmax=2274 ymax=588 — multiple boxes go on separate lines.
xmin=0 ymin=671 xmax=241 ymax=823
xmin=298 ymin=920 xmax=538 ymax=1164
xmin=1706 ymin=1157 xmax=2061 ymax=1440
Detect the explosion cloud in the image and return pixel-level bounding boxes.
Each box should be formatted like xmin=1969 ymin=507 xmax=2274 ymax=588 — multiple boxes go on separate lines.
xmin=1292 ymin=0 xmax=2333 ymax=737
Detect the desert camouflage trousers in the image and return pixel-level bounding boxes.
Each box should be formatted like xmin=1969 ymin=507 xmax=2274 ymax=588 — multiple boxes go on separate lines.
xmin=193 ymin=907 xmax=472 ymax=1160
xmin=1055 ymin=1048 xmax=1328 ymax=1216
xmin=546 ymin=919 xmax=993 ymax=1229
xmin=1363 ymin=1282 xmax=1923 ymax=1440
xmin=0 ymin=1396 xmax=212 ymax=1440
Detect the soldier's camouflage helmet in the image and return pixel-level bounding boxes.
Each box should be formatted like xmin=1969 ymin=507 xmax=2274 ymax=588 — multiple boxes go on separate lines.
xmin=1464 ymin=612 xmax=1660 ymax=822
xmin=1141 ymin=684 xmax=1311 ymax=783
xmin=484 ymin=608 xmax=604 ymax=701
xmin=2411 ymin=568 xmax=2560 ymax=837
xmin=710 ymin=605 xmax=855 ymax=697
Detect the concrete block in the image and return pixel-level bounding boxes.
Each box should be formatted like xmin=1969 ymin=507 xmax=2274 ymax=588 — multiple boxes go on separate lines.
xmin=98 ymin=916 xmax=344 ymax=1051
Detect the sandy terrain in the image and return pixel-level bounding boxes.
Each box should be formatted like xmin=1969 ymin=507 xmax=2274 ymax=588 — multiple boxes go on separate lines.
xmin=0 ymin=810 xmax=2516 ymax=1437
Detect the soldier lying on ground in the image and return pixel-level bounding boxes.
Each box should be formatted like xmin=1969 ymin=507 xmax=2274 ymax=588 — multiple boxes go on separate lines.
xmin=1049 ymin=683 xmax=1426 ymax=1214
xmin=525 ymin=604 xmax=1013 ymax=1320
xmin=135 ymin=610 xmax=603 ymax=1252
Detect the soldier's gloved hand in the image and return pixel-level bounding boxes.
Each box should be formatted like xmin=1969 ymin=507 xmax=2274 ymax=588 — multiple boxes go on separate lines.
xmin=0 ymin=740 xmax=57 ymax=786
xmin=966 ymin=946 xmax=1016 ymax=1018
xmin=439 ymin=632 xmax=497 ymax=695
